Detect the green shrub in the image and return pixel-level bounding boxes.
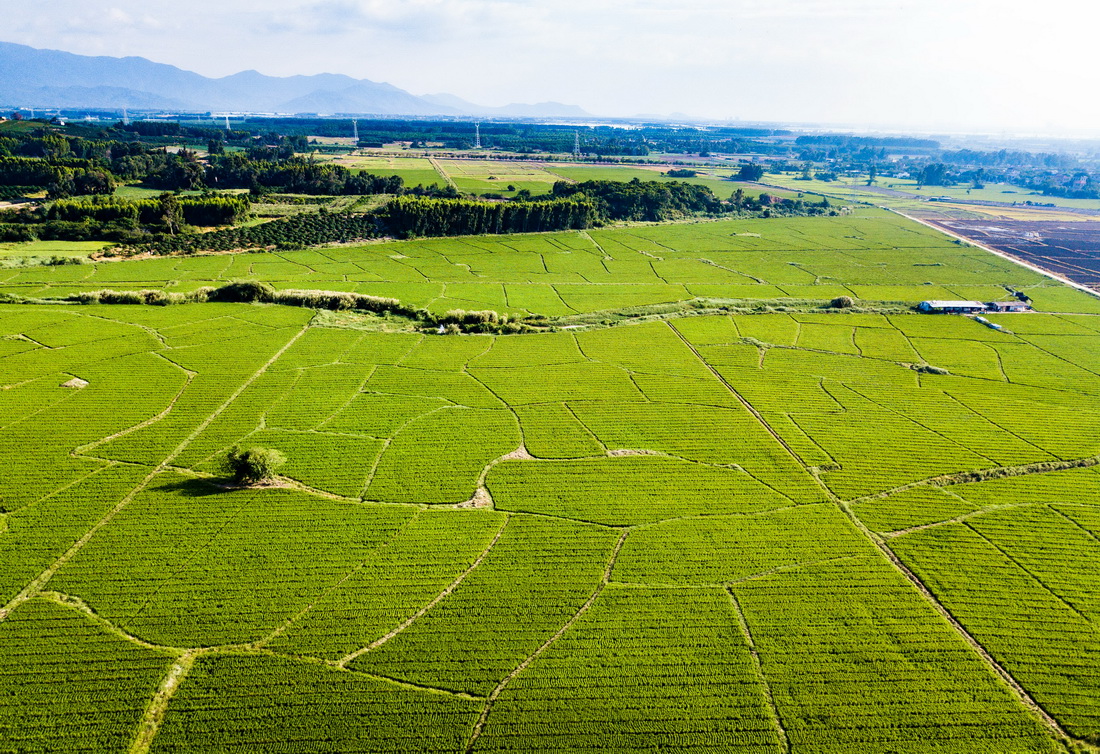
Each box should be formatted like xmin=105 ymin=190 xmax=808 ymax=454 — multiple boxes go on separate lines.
xmin=0 ymin=223 xmax=38 ymax=242
xmin=86 ymin=290 xmax=144 ymax=305
xmin=225 ymin=446 xmax=287 ymax=484
xmin=913 ymin=363 xmax=950 ymax=375
xmin=273 ymin=289 xmax=402 ymax=314
xmin=44 ymin=255 xmax=87 ymax=266
xmin=207 ymin=280 xmax=276 ymax=303
xmin=442 ymin=309 xmax=500 ymax=325
xmin=142 ymin=289 xmax=172 ymax=306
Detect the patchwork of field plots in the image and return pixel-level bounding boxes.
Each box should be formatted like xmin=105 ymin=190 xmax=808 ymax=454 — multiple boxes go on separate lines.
xmin=774 ymin=172 xmax=1100 ymax=213
xmin=324 ymin=154 xmax=446 ymax=189
xmin=2 ymin=210 xmax=1100 ymax=752
xmin=319 ymin=155 xmax=781 ymax=199
xmin=547 ymin=164 xmax=807 ymax=199
xmin=5 ymin=210 xmax=1099 ymax=318
xmin=435 ymin=160 xmax=564 ymax=196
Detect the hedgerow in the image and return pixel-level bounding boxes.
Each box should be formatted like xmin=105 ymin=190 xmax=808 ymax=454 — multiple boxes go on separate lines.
xmin=132 ymin=211 xmax=383 ymax=255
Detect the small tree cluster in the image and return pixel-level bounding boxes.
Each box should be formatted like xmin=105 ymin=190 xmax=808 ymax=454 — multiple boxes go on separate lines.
xmin=225 ymin=446 xmax=286 ymax=484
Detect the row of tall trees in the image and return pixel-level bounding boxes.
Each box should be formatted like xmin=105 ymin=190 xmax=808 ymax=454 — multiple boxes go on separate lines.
xmin=550 ymin=179 xmax=724 ymax=221
xmin=47 ymin=194 xmax=250 ymax=227
xmin=0 ymin=193 xmax=251 ymax=243
xmin=380 ymin=196 xmax=599 ymax=238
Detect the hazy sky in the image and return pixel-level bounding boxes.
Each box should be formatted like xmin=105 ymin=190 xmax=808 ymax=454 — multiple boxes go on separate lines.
xmin=3 ymin=0 xmax=1096 ymax=133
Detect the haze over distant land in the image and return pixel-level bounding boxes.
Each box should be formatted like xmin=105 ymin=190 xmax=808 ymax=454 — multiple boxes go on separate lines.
xmin=1 ymin=0 xmax=1097 ymax=134
xmin=0 ymin=42 xmax=589 ymax=118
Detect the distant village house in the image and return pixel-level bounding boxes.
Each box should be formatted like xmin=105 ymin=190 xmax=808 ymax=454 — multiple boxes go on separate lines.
xmin=986 ymin=301 xmax=1031 ymax=312
xmin=918 ymin=300 xmax=1032 ymax=314
xmin=918 ymin=300 xmax=987 ymax=314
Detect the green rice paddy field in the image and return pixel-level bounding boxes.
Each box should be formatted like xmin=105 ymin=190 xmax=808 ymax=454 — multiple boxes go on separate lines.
xmin=321 ymin=154 xmax=798 ymax=199
xmin=2 ymin=210 xmax=1100 ymax=752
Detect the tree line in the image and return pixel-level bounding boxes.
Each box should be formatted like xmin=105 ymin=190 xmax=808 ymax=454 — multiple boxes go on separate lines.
xmin=380 ymin=196 xmax=599 ymax=238
xmin=115 ymin=181 xmax=836 ymax=256
xmin=0 ymin=194 xmax=251 ymax=243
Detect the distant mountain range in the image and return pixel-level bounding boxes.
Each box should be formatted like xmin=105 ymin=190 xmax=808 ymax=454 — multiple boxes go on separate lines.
xmin=0 ymin=41 xmax=590 ymax=118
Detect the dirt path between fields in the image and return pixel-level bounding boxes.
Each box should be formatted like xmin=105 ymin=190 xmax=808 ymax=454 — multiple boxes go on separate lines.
xmin=428 ymin=157 xmax=458 ymax=190
xmin=666 ymin=320 xmax=806 ymax=465
xmin=0 ymin=325 xmax=310 ymax=625
xmin=667 ymin=316 xmax=1080 ymax=748
xmin=465 ymin=530 xmax=628 ymax=753
xmin=129 ymin=650 xmax=199 ymax=754
xmin=338 ymin=514 xmax=511 ymax=667
xmin=726 ymin=588 xmax=791 ymax=753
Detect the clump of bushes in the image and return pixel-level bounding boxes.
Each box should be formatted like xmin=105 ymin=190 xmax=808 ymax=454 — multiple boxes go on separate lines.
xmin=830 ymin=295 xmax=854 ymax=309
xmin=65 ymin=280 xmax=412 ymax=316
xmin=0 ymin=224 xmax=38 ymax=242
xmin=70 ymin=289 xmax=189 ymax=305
xmin=441 ymin=309 xmax=500 ymax=325
xmin=73 ymin=290 xmax=143 ymax=305
xmin=275 ymin=289 xmax=403 ymax=314
xmin=60 ymin=281 xmax=550 ymax=334
xmin=432 ymin=308 xmax=540 ymax=334
xmin=206 ymin=280 xmax=276 ymax=303
xmin=934 ymin=456 xmax=1100 ymax=487
xmin=225 ymin=446 xmax=286 ymax=484
xmin=44 ymin=255 xmax=88 ymax=266
xmin=912 ymin=363 xmax=950 ymax=375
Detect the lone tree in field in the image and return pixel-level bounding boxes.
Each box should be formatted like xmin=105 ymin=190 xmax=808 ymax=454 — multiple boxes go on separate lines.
xmin=736 ymin=163 xmax=765 ymax=182
xmin=225 ymin=446 xmax=286 ymax=484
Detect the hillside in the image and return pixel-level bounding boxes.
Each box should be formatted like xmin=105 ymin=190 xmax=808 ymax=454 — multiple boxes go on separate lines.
xmin=0 ymin=41 xmax=590 ymax=117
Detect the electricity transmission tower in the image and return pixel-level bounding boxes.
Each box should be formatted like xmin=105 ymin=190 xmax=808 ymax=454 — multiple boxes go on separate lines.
xmin=474 ymin=122 xmax=481 ymax=149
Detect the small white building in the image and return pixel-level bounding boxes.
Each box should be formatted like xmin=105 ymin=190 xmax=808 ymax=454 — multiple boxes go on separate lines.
xmin=918 ymin=300 xmax=987 ymax=314
xmin=986 ymin=301 xmax=1031 ymax=313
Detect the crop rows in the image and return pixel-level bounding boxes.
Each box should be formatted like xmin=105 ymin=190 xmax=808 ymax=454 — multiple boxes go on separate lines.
xmin=4 ymin=208 xmax=1100 ymax=751
xmin=365 ymin=407 xmax=521 ymax=503
xmin=152 ymin=654 xmax=482 ymax=753
xmin=269 ymin=509 xmax=507 ymax=659
xmin=732 ymin=556 xmax=1060 ymax=753
xmin=50 ymin=473 xmax=415 ymax=647
xmin=3 ymin=213 xmax=1080 ymax=318
xmin=892 ymin=509 xmax=1100 ymax=741
xmin=0 ymin=599 xmax=174 ymax=753
xmin=474 ymin=586 xmax=786 ymax=752
xmin=512 ymin=403 xmax=605 ymax=458
xmin=489 ymin=456 xmax=796 ymax=526
xmin=613 ymin=503 xmax=874 ymax=584
xmin=350 ymin=516 xmax=620 ymax=696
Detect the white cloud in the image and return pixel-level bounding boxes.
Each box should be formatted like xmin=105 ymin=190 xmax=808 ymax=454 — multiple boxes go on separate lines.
xmin=59 ymin=6 xmax=169 ymax=35
xmin=0 ymin=0 xmax=1097 ymax=132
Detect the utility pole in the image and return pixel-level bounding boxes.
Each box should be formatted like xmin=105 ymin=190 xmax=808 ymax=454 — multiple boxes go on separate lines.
xmin=573 ymin=131 xmax=581 ymax=160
